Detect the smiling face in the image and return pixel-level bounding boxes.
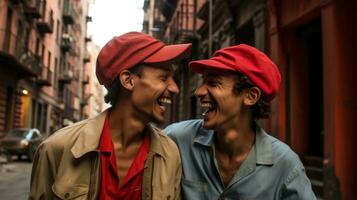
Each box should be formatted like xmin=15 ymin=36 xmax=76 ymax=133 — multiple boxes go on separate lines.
xmin=195 ymin=69 xmax=248 ymax=130
xmin=130 ymin=63 xmax=179 ymax=124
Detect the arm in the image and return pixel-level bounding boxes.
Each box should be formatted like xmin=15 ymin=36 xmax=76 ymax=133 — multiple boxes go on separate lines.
xmin=173 ymin=154 xmax=182 ymax=200
xmin=281 ymin=165 xmax=317 ymax=200
xmin=28 ymin=142 xmax=58 ymax=200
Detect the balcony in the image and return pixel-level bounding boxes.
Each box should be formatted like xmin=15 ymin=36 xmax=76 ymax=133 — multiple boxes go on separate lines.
xmin=36 ymin=67 xmax=52 ymax=86
xmin=0 ymin=29 xmax=42 ymax=78
xmin=58 ymin=70 xmax=73 ymax=84
xmin=83 ymin=50 xmax=90 ymax=63
xmin=24 ymin=0 xmax=42 ymax=19
xmin=82 ymin=75 xmax=89 ymax=85
xmin=61 ymin=33 xmax=74 ymax=52
xmin=84 ymin=36 xmax=92 ymax=43
xmin=37 ymin=9 xmax=54 ymax=34
xmin=86 ymin=16 xmax=92 ymax=22
xmin=63 ymin=0 xmax=75 ymax=24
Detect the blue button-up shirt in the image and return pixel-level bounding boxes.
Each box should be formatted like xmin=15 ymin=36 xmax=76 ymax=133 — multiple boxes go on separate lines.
xmin=164 ymin=120 xmax=316 ymax=200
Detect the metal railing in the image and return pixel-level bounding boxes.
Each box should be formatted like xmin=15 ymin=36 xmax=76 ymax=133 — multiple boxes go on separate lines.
xmin=63 ymin=0 xmax=76 ymax=24
xmin=0 ymin=29 xmax=42 ymax=76
xmin=24 ymin=0 xmax=42 ymax=18
xmin=58 ymin=70 xmax=73 ymax=84
xmin=39 ymin=67 xmax=52 ymax=85
xmin=83 ymin=50 xmax=90 ymax=63
xmin=82 ymin=74 xmax=89 ymax=84
xmin=61 ymin=33 xmax=74 ymax=52
xmin=37 ymin=9 xmax=54 ymax=34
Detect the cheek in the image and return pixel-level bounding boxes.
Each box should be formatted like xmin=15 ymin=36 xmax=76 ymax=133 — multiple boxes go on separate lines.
xmin=131 ymin=81 xmax=165 ymax=105
xmin=217 ymin=93 xmax=241 ymax=113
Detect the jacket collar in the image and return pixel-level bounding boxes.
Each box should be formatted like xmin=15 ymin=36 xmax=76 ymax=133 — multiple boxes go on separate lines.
xmin=71 ymin=109 xmax=166 ymax=159
xmin=71 ymin=110 xmax=107 ymax=158
xmin=255 ymin=127 xmax=273 ymax=165
xmin=193 ymin=120 xmax=273 ymax=166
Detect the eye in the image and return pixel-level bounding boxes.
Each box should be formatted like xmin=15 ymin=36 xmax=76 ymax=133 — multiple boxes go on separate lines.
xmin=159 ymin=75 xmax=168 ymax=81
xmin=206 ymin=79 xmax=220 ymax=86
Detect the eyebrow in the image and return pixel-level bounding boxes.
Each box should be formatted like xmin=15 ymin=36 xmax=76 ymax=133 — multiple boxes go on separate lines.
xmin=203 ymin=73 xmax=222 ymax=80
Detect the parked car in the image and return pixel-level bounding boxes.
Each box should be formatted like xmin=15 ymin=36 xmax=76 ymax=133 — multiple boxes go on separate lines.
xmin=0 ymin=128 xmax=43 ymax=161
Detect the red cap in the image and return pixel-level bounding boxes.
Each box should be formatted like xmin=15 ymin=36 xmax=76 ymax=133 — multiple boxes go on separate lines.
xmin=189 ymin=44 xmax=281 ymax=101
xmin=96 ymin=32 xmax=192 ymax=88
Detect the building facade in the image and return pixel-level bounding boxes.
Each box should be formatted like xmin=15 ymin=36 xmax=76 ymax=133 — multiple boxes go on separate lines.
xmin=144 ymin=0 xmax=357 ymax=199
xmin=82 ymin=41 xmax=104 ymax=118
xmin=0 ymin=0 xmax=99 ymax=137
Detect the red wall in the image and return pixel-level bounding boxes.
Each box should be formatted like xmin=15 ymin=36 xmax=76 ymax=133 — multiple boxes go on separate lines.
xmin=268 ymin=0 xmax=357 ymax=199
xmin=333 ymin=1 xmax=357 ymax=199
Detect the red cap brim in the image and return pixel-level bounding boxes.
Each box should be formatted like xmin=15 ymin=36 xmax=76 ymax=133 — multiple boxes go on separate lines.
xmin=189 ymin=58 xmax=237 ymax=74
xmin=143 ymin=43 xmax=192 ymax=63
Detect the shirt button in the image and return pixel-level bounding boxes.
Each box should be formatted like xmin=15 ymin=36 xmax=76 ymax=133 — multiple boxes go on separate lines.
xmin=64 ymin=192 xmax=70 ymax=199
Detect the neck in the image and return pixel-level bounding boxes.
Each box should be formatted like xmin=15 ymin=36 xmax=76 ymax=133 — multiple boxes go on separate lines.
xmin=214 ymin=116 xmax=255 ymax=159
xmin=109 ymin=100 xmax=146 ymax=149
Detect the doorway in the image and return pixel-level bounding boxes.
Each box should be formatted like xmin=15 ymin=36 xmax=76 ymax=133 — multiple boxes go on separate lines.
xmin=296 ymin=18 xmax=324 ymax=157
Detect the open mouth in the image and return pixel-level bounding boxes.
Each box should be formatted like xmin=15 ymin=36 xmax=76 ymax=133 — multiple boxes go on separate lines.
xmin=157 ymin=96 xmax=172 ymax=111
xmin=200 ymin=100 xmax=217 ymax=116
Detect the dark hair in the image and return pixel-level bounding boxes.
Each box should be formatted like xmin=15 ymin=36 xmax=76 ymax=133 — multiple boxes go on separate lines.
xmin=233 ymin=73 xmax=271 ymax=120
xmin=104 ymin=65 xmax=143 ymax=107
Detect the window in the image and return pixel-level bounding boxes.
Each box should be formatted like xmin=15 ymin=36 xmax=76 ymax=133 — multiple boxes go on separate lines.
xmin=41 ymin=44 xmax=45 ymax=62
xmin=35 ymin=38 xmax=40 ymax=55
xmin=54 ymin=57 xmax=58 ymax=89
xmin=56 ymin=20 xmax=60 ymax=43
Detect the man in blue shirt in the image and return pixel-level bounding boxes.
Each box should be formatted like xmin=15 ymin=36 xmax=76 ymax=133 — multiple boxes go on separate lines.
xmin=164 ymin=44 xmax=316 ymax=200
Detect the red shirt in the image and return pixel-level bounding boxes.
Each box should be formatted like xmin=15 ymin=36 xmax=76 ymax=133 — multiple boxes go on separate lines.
xmin=99 ymin=115 xmax=150 ymax=200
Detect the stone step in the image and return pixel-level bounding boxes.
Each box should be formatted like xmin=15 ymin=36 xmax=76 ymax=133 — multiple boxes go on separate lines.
xmin=311 ymin=179 xmax=324 ymax=198
xmin=306 ymin=166 xmax=323 ymax=181
xmin=302 ymin=156 xmax=323 ymax=168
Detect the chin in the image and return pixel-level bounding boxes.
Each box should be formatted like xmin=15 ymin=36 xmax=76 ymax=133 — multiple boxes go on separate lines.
xmin=150 ymin=114 xmax=165 ymax=125
xmin=202 ymin=121 xmax=215 ymax=130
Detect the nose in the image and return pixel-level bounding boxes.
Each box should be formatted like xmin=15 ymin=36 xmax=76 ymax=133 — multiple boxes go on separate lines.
xmin=195 ymin=83 xmax=207 ymax=98
xmin=168 ymin=77 xmax=179 ymax=94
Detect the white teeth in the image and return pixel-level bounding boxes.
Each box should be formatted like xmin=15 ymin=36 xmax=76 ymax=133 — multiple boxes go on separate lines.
xmin=158 ymin=98 xmax=172 ymax=104
xmin=200 ymin=102 xmax=213 ymax=108
xmin=200 ymin=102 xmax=214 ymax=116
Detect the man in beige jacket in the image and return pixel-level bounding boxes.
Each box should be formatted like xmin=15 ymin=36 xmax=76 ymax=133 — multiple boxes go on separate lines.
xmin=29 ymin=32 xmax=191 ymax=200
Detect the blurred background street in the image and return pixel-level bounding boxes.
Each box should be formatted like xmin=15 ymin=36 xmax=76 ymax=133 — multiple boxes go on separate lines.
xmin=0 ymin=156 xmax=32 ymax=200
xmin=1 ymin=0 xmax=357 ymax=199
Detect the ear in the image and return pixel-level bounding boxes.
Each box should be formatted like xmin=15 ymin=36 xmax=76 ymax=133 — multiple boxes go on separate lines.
xmin=119 ymin=70 xmax=135 ymax=91
xmin=243 ymin=87 xmax=261 ymax=106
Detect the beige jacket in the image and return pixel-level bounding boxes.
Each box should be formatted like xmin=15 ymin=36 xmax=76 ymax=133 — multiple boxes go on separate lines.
xmin=29 ymin=110 xmax=181 ymax=200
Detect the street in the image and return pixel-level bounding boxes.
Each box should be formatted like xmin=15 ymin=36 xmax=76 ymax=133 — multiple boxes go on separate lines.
xmin=0 ymin=157 xmax=32 ymax=200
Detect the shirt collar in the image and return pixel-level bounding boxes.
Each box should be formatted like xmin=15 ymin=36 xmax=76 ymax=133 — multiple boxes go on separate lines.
xmin=193 ymin=120 xmax=273 ymax=166
xmin=255 ymin=127 xmax=273 ymax=165
xmin=193 ymin=123 xmax=215 ymax=147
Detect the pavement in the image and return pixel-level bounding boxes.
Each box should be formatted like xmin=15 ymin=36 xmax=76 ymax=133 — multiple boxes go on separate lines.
xmin=0 ymin=155 xmax=32 ymax=200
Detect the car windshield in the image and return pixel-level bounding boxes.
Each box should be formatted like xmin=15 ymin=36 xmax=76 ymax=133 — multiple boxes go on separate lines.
xmin=7 ymin=130 xmax=30 ymax=138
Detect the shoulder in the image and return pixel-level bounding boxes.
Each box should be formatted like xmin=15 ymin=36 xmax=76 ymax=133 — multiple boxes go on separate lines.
xmin=39 ymin=119 xmax=89 ymax=153
xmin=270 ymin=136 xmax=303 ymax=168
xmin=164 ymin=119 xmax=203 ymax=140
xmin=262 ymin=132 xmax=305 ymax=179
xmin=150 ymin=125 xmax=181 ymax=160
